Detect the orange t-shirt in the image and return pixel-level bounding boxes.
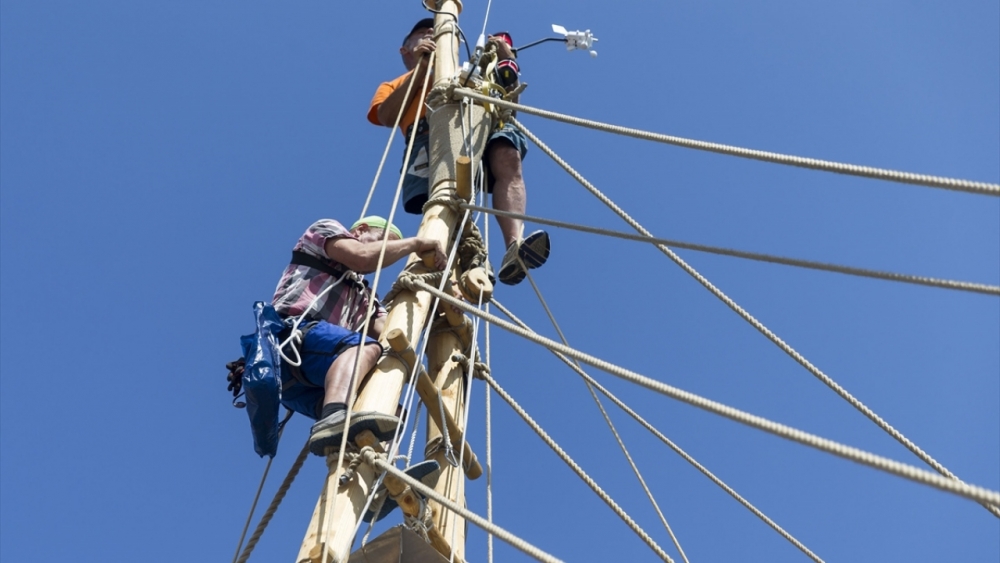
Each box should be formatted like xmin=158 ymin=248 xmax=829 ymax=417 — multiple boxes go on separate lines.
xmin=367 ymin=71 xmax=427 ymax=136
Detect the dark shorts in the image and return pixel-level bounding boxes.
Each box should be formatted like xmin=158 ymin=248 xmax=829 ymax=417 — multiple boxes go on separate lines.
xmin=279 ymin=320 xmax=382 ymax=420
xmin=402 ymin=120 xmax=528 ymax=214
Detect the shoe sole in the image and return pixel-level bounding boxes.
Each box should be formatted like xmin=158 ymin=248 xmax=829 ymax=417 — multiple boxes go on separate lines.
xmin=363 ymin=460 xmax=441 ymax=523
xmin=309 ymin=412 xmax=399 ymax=456
xmin=498 ymin=260 xmax=526 ymax=286
xmin=498 ymin=231 xmax=550 ymax=286
xmin=518 ymin=231 xmax=550 ymax=269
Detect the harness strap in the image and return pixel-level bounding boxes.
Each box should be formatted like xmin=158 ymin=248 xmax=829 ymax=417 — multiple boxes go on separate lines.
xmin=290 ymin=250 xmax=367 ymax=290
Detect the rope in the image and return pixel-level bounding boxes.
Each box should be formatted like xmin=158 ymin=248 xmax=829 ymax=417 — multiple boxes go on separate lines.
xmin=523 ymin=271 xmax=691 ymax=563
xmin=484 ymin=304 xmax=495 ymax=563
xmin=319 ymin=56 xmax=438 ymax=563
xmin=405 ymin=400 xmax=423 ymax=468
xmin=452 ymin=88 xmax=1000 ymax=197
xmin=364 ymin=451 xmax=566 ymax=563
xmin=235 ymin=439 xmax=311 ymax=563
xmin=231 ymin=410 xmax=295 ymax=563
xmin=359 ymin=57 xmax=428 ymax=218
xmin=460 ymin=203 xmax=1000 ymax=296
xmin=448 ymin=288 xmax=485 ymax=563
xmin=405 ymin=278 xmax=1000 ymax=507
xmin=232 ymin=456 xmax=276 ymax=563
xmin=478 ymin=369 xmax=674 ymax=562
xmin=483 ymin=187 xmax=496 ymax=563
xmin=509 ymin=117 xmax=1000 ymax=519
xmin=491 ymin=298 xmax=825 ymax=563
xmin=383 ymin=271 xmax=445 ymax=308
xmin=479 ymin=0 xmax=493 ymax=39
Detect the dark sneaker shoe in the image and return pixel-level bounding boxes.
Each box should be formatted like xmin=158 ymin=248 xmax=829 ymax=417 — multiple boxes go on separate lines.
xmin=362 ymin=459 xmax=441 ymax=523
xmin=308 ymin=410 xmax=400 ymax=456
xmin=498 ymin=230 xmax=550 ymax=286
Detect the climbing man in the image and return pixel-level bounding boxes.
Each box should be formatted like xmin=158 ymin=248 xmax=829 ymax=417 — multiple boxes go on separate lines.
xmin=367 ymin=18 xmax=550 ymax=286
xmin=235 ymin=216 xmax=446 ymax=456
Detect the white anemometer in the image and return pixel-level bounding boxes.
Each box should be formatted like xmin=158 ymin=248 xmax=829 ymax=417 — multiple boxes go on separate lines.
xmin=551 ymin=24 xmax=598 ymax=57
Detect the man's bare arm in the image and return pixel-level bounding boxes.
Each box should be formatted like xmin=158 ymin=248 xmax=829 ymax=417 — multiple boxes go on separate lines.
xmin=376 ymin=39 xmax=435 ymax=127
xmin=325 ymin=236 xmax=446 ymax=273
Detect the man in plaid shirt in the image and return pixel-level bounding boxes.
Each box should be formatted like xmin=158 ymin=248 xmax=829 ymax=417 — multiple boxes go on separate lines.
xmin=272 ymin=216 xmax=445 ymax=456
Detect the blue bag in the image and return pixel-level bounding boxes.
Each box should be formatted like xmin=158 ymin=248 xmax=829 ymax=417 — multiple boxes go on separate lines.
xmin=239 ymin=301 xmax=285 ymax=458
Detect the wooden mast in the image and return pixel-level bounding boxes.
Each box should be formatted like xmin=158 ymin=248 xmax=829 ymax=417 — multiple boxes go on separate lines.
xmin=297 ymin=1 xmax=492 ymax=561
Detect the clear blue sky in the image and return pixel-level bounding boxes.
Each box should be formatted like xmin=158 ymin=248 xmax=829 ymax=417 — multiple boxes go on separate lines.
xmin=2 ymin=1 xmax=998 ymax=562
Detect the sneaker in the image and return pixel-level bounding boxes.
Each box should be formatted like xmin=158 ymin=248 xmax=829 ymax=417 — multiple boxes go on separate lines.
xmin=362 ymin=459 xmax=441 ymax=523
xmin=308 ymin=410 xmax=400 ymax=456
xmin=498 ymin=230 xmax=550 ymax=286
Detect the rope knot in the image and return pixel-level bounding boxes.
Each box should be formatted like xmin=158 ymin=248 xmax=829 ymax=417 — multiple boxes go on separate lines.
xmin=339 ymin=445 xmax=381 ymax=488
xmin=421 ymin=194 xmax=463 ymax=215
xmin=473 ymin=362 xmax=490 ymax=380
xmin=384 ymin=271 xmax=445 ymax=305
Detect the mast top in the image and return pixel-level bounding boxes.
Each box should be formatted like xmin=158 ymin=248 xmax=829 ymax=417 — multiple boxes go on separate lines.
xmin=423 ymin=0 xmax=463 ymax=13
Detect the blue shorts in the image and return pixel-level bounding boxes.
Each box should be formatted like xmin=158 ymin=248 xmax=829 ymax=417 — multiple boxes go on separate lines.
xmin=279 ymin=321 xmax=382 ymax=420
xmin=402 ymin=121 xmax=529 ymax=214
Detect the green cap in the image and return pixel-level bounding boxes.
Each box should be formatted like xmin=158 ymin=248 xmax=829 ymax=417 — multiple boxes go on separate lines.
xmin=351 ymin=216 xmax=403 ymax=240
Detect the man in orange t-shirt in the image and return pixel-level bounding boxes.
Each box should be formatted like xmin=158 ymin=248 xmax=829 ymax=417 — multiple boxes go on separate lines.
xmin=367 ymin=18 xmax=550 ymax=286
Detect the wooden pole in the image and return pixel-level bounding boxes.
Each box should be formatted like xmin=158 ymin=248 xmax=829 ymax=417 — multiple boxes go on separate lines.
xmin=297 ymin=1 xmax=491 ymax=561
xmin=424 ymin=319 xmax=470 ymax=562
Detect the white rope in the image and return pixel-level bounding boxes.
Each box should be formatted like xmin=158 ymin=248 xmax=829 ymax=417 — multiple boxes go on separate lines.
xmin=319 ymin=59 xmax=438 ymax=563
xmin=479 ymin=0 xmax=493 ymax=39
xmin=405 ymin=400 xmax=422 ymax=467
xmin=508 ymin=117 xmax=1000 ymax=519
xmin=381 ymin=201 xmax=478 ymax=485
xmin=485 ymin=306 xmax=495 ymax=563
xmin=365 ymin=452 xmax=566 ymax=563
xmin=460 ymin=203 xmax=1000 ymax=296
xmin=402 ymin=278 xmax=1000 ymax=508
xmin=478 ymin=368 xmax=675 ymax=562
xmin=359 ymin=57 xmax=428 ymax=219
xmin=491 ymin=298 xmax=825 ymax=563
xmin=523 ymin=271 xmax=691 ymax=563
xmin=483 ymin=179 xmax=495 ymax=563
xmin=363 ymin=138 xmax=486 ymax=561
xmin=232 ymin=455 xmax=276 ymax=563
xmin=448 ymin=288 xmax=484 ymax=563
xmin=277 ymin=272 xmax=351 ymax=367
xmin=453 ymin=88 xmax=1000 ymax=197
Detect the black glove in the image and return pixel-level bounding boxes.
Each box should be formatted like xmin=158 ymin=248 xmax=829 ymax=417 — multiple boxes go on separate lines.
xmin=226 ymin=358 xmax=246 ymax=398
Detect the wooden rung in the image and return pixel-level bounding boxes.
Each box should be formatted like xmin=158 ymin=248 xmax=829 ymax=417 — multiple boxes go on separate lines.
xmin=443 ymin=276 xmax=465 ymax=327
xmin=386 ymin=329 xmax=417 ymax=365
xmin=355 ymin=431 xmax=466 ymax=563
xmin=385 ymin=330 xmax=482 ymax=480
xmin=417 ymin=370 xmax=483 ymax=480
xmin=456 ymin=156 xmax=472 ymax=201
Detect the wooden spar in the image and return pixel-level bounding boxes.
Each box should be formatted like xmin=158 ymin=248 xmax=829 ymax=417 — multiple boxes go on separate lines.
xmin=424 ymin=318 xmax=470 ymax=562
xmin=297 ymin=0 xmax=492 ymax=561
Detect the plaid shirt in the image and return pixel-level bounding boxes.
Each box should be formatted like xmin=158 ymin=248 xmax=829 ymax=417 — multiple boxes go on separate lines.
xmin=272 ymin=219 xmax=386 ymax=330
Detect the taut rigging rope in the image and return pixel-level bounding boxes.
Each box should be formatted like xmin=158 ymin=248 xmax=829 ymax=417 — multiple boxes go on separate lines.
xmin=509 ymin=116 xmax=1000 ymax=519
xmin=400 ymin=276 xmax=1000 ymax=508
xmin=454 ymin=88 xmax=1000 ymax=197
xmin=491 ymin=298 xmax=825 ymax=563
xmin=461 ymin=203 xmax=1000 ymax=296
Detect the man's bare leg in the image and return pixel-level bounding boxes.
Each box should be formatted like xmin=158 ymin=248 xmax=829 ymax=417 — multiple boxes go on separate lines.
xmin=309 ymin=342 xmax=395 ymax=455
xmin=487 ymin=140 xmax=525 ymax=248
xmin=322 ymin=343 xmax=382 ymax=407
